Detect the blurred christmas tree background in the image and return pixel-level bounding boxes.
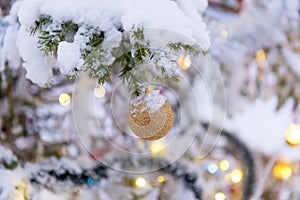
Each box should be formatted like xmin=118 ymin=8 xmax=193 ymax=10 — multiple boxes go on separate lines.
xmin=0 ymin=0 xmax=300 ymax=199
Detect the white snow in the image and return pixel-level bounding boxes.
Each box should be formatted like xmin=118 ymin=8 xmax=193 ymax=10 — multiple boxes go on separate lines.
xmin=34 ymin=0 xmax=209 ymax=48
xmin=0 ymin=169 xmax=25 ymax=199
xmin=57 ymin=41 xmax=84 ymax=74
xmin=17 ymin=26 xmax=53 ymax=86
xmin=1 ymin=25 xmax=21 ymax=70
xmin=144 ymin=88 xmax=166 ymax=112
xmin=282 ymin=47 xmax=300 ymax=76
xmin=130 ymin=88 xmax=166 ymax=114
xmin=285 ymin=0 xmax=300 ymax=19
xmin=0 ymin=145 xmax=17 ymax=164
xmin=38 ymin=189 xmax=70 ymax=200
xmin=193 ymin=77 xmax=213 ymax=122
xmin=37 ymin=157 xmax=82 ymax=173
xmin=15 ymin=137 xmax=35 ymax=150
xmin=17 ymin=0 xmax=43 ymax=27
xmin=0 ymin=1 xmax=22 ymax=71
xmin=225 ymin=97 xmax=297 ymax=159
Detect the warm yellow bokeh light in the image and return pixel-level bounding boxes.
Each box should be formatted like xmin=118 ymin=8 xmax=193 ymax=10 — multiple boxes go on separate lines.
xmin=150 ymin=142 xmax=165 ymax=156
xmin=273 ymin=162 xmax=292 ymax=180
xmin=9 ymin=192 xmax=25 ymax=200
xmin=59 ymin=93 xmax=71 ymax=106
xmin=215 ymin=192 xmax=226 ymax=200
xmin=135 ymin=177 xmax=147 ymax=188
xmin=219 ymin=160 xmax=230 ymax=171
xmin=14 ymin=193 xmax=25 ymax=200
xmin=178 ymin=55 xmax=191 ymax=70
xmin=285 ymin=123 xmax=300 ymax=146
xmin=220 ymin=30 xmax=228 ymax=38
xmin=94 ymin=86 xmax=106 ymax=98
xmin=255 ymin=50 xmax=266 ymax=61
xmin=157 ymin=176 xmax=165 ymax=183
xmin=19 ymin=181 xmax=27 ymax=189
xmin=12 ymin=181 xmax=27 ymax=200
xmin=231 ymin=169 xmax=243 ymax=184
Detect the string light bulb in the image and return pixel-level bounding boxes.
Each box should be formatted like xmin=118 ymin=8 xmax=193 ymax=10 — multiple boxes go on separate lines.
xmin=207 ymin=163 xmax=218 ymax=174
xmin=219 ymin=160 xmax=230 ymax=171
xmin=150 ymin=142 xmax=165 ymax=156
xmin=59 ymin=93 xmax=71 ymax=106
xmin=255 ymin=49 xmax=266 ymax=62
xmin=157 ymin=176 xmax=165 ymax=183
xmin=135 ymin=177 xmax=147 ymax=188
xmin=285 ymin=123 xmax=300 ymax=146
xmin=14 ymin=193 xmax=25 ymax=200
xmin=230 ymin=169 xmax=243 ymax=184
xmin=273 ymin=162 xmax=292 ymax=180
xmin=94 ymin=86 xmax=106 ymax=98
xmin=178 ymin=55 xmax=191 ymax=70
xmin=215 ymin=192 xmax=226 ymax=200
xmin=220 ymin=30 xmax=228 ymax=38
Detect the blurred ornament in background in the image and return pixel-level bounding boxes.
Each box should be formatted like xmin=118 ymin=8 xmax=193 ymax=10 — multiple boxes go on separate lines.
xmin=273 ymin=161 xmax=292 ymax=180
xmin=285 ymin=123 xmax=300 ymax=146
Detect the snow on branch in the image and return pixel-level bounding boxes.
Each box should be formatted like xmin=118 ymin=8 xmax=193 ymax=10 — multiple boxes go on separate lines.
xmin=17 ymin=0 xmax=210 ymax=94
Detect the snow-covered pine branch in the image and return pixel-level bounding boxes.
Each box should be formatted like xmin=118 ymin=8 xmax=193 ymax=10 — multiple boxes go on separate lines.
xmin=17 ymin=0 xmax=210 ymax=95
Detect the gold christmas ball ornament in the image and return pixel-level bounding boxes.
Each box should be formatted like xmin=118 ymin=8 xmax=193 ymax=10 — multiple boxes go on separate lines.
xmin=128 ymin=90 xmax=174 ymax=140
